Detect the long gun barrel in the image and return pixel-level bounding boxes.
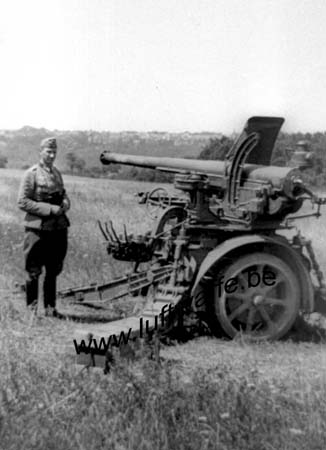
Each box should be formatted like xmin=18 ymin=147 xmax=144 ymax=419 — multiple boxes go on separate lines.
xmin=100 ymin=151 xmax=301 ymax=199
xmin=101 ymin=151 xmax=226 ymax=174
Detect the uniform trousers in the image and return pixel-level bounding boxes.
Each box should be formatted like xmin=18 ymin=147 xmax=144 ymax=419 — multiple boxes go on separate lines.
xmin=23 ymin=228 xmax=68 ymax=308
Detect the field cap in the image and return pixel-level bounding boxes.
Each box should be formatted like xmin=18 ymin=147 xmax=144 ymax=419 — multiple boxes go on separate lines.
xmin=40 ymin=137 xmax=57 ymax=149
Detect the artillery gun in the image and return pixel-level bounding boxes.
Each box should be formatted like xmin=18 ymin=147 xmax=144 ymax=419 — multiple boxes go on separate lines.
xmin=62 ymin=117 xmax=326 ymax=366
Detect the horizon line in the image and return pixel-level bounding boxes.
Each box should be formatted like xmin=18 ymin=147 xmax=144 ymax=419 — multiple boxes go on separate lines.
xmin=1 ymin=124 xmax=325 ymax=135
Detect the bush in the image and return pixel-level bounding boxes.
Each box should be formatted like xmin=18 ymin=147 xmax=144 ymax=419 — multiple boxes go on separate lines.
xmin=198 ymin=136 xmax=232 ymax=161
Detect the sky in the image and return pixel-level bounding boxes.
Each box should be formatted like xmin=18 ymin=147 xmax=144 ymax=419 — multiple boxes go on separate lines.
xmin=1 ymin=0 xmax=326 ymax=133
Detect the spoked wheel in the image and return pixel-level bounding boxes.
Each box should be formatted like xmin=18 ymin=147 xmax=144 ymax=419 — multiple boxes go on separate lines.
xmin=214 ymin=253 xmax=300 ymax=340
xmin=146 ymin=187 xmax=172 ymax=219
xmin=151 ymin=206 xmax=187 ymax=260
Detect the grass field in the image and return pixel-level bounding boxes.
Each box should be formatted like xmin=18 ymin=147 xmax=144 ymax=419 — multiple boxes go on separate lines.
xmin=1 ymin=168 xmax=326 ymax=450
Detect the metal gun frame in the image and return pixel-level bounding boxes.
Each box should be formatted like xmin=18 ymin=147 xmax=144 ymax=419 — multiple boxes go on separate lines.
xmin=61 ymin=116 xmax=326 ymax=360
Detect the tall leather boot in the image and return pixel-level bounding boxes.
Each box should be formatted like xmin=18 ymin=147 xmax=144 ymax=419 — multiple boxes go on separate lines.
xmin=26 ymin=277 xmax=38 ymax=310
xmin=44 ymin=274 xmax=57 ymax=316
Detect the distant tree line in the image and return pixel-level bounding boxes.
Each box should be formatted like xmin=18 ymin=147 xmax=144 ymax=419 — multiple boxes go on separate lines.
xmin=62 ymin=130 xmax=326 ymax=187
xmin=1 ymin=125 xmax=326 ymax=186
xmin=0 ymin=126 xmax=203 ymax=170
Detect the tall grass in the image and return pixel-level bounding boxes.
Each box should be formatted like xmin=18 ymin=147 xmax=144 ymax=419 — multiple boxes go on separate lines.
xmin=1 ymin=299 xmax=326 ymax=450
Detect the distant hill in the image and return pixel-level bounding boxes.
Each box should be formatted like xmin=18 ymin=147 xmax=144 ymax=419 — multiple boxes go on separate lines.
xmin=2 ymin=125 xmax=326 ymax=187
xmin=0 ymin=126 xmax=222 ymax=171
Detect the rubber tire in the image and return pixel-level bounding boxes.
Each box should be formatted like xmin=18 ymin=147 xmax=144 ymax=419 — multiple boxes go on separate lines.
xmin=214 ymin=252 xmax=300 ymax=341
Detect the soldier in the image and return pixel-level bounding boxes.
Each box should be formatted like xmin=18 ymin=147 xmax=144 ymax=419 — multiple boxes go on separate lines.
xmin=17 ymin=137 xmax=70 ymax=316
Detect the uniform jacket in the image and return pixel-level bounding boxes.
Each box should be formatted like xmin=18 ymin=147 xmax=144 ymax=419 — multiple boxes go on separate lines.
xmin=17 ymin=163 xmax=70 ymax=230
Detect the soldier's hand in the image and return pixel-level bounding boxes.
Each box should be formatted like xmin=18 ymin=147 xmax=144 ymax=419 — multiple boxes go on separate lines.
xmin=51 ymin=205 xmax=64 ymax=216
xmin=61 ymin=199 xmax=70 ymax=213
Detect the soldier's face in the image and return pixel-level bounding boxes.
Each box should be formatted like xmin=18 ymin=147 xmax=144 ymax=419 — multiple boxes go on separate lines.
xmin=40 ymin=147 xmax=57 ymax=167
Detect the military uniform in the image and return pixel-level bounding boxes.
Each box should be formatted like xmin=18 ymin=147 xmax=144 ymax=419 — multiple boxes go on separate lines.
xmin=17 ymin=138 xmax=70 ymax=313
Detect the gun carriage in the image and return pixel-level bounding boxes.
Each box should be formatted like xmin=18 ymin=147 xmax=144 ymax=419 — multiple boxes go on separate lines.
xmin=62 ymin=117 xmax=326 ymax=354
